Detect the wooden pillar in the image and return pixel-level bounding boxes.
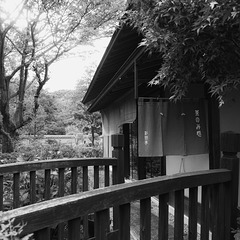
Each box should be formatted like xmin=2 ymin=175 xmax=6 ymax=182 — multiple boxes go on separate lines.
xmin=208 ymin=95 xmax=221 ymax=169
xmin=123 ymin=124 xmax=130 ymax=178
xmin=220 ymin=131 xmax=240 ymax=233
xmin=138 ymin=157 xmax=146 ymax=180
xmin=160 ymin=156 xmax=166 ymax=176
xmin=111 ymin=134 xmax=125 ymax=233
xmin=112 ymin=134 xmax=125 ymax=184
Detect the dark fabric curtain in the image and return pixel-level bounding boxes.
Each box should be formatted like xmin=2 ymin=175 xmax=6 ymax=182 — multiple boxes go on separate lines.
xmin=138 ymin=100 xmax=163 ymax=157
xmin=138 ymin=99 xmax=208 ymax=157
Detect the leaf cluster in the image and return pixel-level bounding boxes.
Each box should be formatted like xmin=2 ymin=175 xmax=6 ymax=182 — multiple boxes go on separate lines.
xmin=0 ymin=217 xmax=32 ymax=240
xmin=127 ymin=0 xmax=240 ymax=101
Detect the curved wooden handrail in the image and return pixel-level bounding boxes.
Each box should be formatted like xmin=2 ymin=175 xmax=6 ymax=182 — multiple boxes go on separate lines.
xmin=0 ymin=158 xmax=117 ymax=174
xmin=1 ymin=169 xmax=231 ymax=238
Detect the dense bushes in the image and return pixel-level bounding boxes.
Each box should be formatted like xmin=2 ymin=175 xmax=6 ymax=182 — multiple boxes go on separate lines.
xmin=0 ymin=138 xmax=103 ymax=211
xmin=0 ymin=138 xmax=103 ymax=163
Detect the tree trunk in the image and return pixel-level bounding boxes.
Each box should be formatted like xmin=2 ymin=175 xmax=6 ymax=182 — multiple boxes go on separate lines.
xmin=1 ymin=97 xmax=16 ymax=153
xmin=1 ymin=131 xmax=14 ymax=153
xmin=0 ymin=30 xmax=15 ymax=153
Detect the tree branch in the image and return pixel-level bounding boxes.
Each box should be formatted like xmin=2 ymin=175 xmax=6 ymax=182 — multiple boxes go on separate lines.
xmin=14 ymin=116 xmax=32 ymax=130
xmin=5 ymin=36 xmax=23 ymax=55
xmin=0 ymin=125 xmax=12 ymax=143
xmin=9 ymin=78 xmax=36 ymax=99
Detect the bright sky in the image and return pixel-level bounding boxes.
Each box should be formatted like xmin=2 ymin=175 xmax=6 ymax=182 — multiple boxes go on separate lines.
xmin=46 ymin=38 xmax=110 ymax=92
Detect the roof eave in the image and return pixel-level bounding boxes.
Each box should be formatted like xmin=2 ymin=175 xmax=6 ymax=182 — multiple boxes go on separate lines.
xmin=87 ymin=46 xmax=145 ymax=112
xmin=82 ymin=25 xmax=124 ymax=104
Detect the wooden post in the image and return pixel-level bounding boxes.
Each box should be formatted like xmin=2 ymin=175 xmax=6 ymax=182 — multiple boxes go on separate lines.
xmin=111 ymin=134 xmax=124 ymax=233
xmin=138 ymin=157 xmax=146 ymax=180
xmin=206 ymin=88 xmax=221 ymax=169
xmin=95 ymin=209 xmax=110 ymax=240
xmin=123 ymin=124 xmax=130 ymax=178
xmin=112 ymin=134 xmax=124 ymax=184
xmin=220 ymin=131 xmax=240 ymax=234
xmin=160 ymin=156 xmax=166 ymax=176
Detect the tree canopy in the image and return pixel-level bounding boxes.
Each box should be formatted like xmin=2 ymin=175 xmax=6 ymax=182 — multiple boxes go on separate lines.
xmin=0 ymin=0 xmax=125 ymax=152
xmin=127 ymin=0 xmax=240 ymax=103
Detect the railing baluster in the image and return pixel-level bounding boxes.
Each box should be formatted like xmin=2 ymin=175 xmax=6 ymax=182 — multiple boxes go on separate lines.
xmin=68 ymin=218 xmax=81 ymax=240
xmin=94 ymin=166 xmax=99 ymax=189
xmin=0 ymin=175 xmax=3 ymax=210
xmin=58 ymin=168 xmax=65 ymax=197
xmin=71 ymin=167 xmax=77 ymax=194
xmin=119 ymin=203 xmax=130 ymax=240
xmin=83 ymin=166 xmax=88 ymax=191
xmin=211 ymin=184 xmax=220 ymax=240
xmin=224 ymin=181 xmax=231 ymax=240
xmin=44 ymin=169 xmax=51 ymax=200
xmin=58 ymin=168 xmax=65 ymax=240
xmin=189 ymin=187 xmax=198 ymax=240
xmin=30 ymin=171 xmax=36 ymax=204
xmin=107 ymin=230 xmax=119 ymax=240
xmin=105 ymin=165 xmax=110 ymax=187
xmin=13 ymin=173 xmax=20 ymax=208
xmin=159 ymin=193 xmax=169 ymax=240
xmin=95 ymin=209 xmax=110 ymax=239
xmin=174 ymin=189 xmax=184 ymax=240
xmin=218 ymin=183 xmax=225 ymax=240
xmin=112 ymin=164 xmax=118 ymax=185
xmin=69 ymin=167 xmax=81 ymax=240
xmin=83 ymin=166 xmax=89 ymax=239
xmin=34 ymin=227 xmax=50 ymax=240
xmin=201 ymin=185 xmax=210 ymax=240
xmin=112 ymin=164 xmax=119 ymax=230
xmin=140 ymin=197 xmax=151 ymax=240
xmin=94 ymin=165 xmax=100 ymax=239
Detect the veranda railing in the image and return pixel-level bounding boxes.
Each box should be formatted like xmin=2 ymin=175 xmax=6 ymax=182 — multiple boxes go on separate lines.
xmin=1 ymin=169 xmax=231 ymax=240
xmin=0 ymin=158 xmax=118 ymax=210
xmin=0 ymin=133 xmax=239 ymax=240
xmin=0 ymin=157 xmax=119 ymax=239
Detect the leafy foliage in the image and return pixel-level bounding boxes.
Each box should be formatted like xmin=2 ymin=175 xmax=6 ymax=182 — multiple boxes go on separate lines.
xmin=127 ymin=0 xmax=240 ymax=103
xmin=18 ymin=90 xmax=66 ymax=136
xmin=1 ymin=138 xmax=103 ymax=210
xmin=0 ymin=217 xmax=32 ymax=240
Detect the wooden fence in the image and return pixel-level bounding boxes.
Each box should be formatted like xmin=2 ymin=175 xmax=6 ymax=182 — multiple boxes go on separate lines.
xmin=1 ymin=169 xmax=231 ymax=240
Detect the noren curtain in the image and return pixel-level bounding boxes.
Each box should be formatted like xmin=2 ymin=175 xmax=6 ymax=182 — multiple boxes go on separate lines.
xmin=138 ymin=98 xmax=208 ymax=157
